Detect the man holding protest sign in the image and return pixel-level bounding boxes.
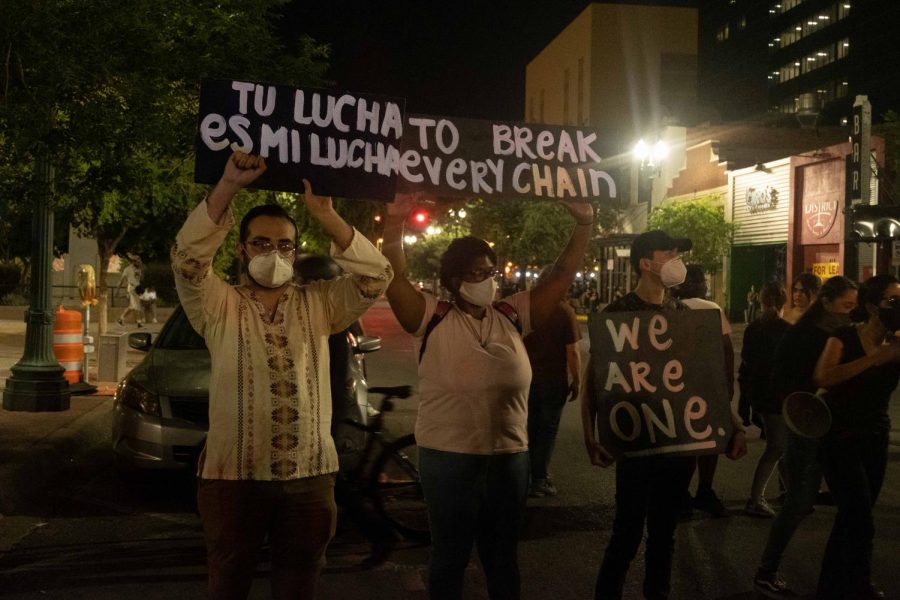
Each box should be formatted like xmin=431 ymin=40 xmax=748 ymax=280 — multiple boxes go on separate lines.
xmin=173 ymin=151 xmax=392 ymax=600
xmin=581 ymin=230 xmax=747 ymax=600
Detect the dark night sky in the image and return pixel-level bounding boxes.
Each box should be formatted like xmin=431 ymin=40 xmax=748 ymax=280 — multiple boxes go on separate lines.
xmin=280 ymin=1 xmax=605 ymax=121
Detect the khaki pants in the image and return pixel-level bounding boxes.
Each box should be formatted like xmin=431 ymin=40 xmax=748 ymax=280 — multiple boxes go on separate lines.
xmin=198 ymin=475 xmax=337 ymax=600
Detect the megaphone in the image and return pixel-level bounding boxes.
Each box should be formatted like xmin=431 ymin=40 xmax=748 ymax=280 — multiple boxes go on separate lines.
xmin=782 ymin=389 xmax=832 ymax=439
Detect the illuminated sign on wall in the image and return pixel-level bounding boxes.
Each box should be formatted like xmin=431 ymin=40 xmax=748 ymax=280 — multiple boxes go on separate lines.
xmin=746 ymin=186 xmax=779 ymax=213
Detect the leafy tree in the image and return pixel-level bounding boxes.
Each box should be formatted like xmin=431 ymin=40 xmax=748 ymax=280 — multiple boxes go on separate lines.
xmin=516 ymin=202 xmax=578 ymax=267
xmin=648 ymin=197 xmax=735 ymax=274
xmin=0 ymin=0 xmax=330 ymax=330
xmin=405 ymin=232 xmax=455 ymax=283
xmin=398 ymin=196 xmax=606 ymax=287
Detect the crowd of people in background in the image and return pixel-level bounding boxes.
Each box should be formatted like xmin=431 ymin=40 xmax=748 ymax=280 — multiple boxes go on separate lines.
xmin=173 ymin=152 xmax=898 ymax=600
xmin=735 ymin=271 xmax=899 ymax=600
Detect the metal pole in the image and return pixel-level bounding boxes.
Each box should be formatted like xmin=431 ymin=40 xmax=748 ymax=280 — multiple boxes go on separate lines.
xmin=3 ymin=138 xmax=71 ymax=411
xmin=82 ymin=304 xmax=91 ymax=384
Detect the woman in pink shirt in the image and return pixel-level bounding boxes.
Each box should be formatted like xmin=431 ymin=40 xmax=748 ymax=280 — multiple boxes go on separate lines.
xmin=381 ymin=195 xmax=593 ymax=600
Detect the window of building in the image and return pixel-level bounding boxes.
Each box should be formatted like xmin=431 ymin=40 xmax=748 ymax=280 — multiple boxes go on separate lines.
xmin=838 ymin=2 xmax=851 ymax=19
xmin=837 ymin=38 xmax=850 ymax=59
xmin=716 ymin=24 xmax=730 ymax=42
xmin=539 ymin=89 xmax=544 ymax=123
xmin=778 ymin=61 xmax=800 ymax=83
xmin=577 ymin=57 xmax=584 ymax=125
xmin=801 ymin=45 xmax=835 ymax=74
xmin=772 ymin=3 xmax=850 ymax=50
xmin=773 ymin=39 xmax=842 ymax=85
xmin=775 ymin=79 xmax=846 ymax=114
xmin=771 ymin=0 xmax=808 ymax=16
xmin=563 ymin=68 xmax=570 ymax=125
xmin=838 ymin=80 xmax=849 ymax=98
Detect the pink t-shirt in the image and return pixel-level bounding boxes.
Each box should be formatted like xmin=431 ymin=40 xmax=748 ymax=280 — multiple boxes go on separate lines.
xmin=414 ymin=292 xmax=533 ymax=455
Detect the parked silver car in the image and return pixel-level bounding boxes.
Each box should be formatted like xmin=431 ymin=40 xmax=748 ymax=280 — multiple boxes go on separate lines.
xmin=112 ymin=304 xmax=381 ymax=472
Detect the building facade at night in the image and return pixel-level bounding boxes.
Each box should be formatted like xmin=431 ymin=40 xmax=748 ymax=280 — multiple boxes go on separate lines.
xmin=526 ymin=1 xmax=894 ymax=315
xmin=524 ymin=2 xmax=702 ymax=295
xmin=525 ymin=1 xmax=699 ymax=150
xmin=699 ymin=0 xmax=900 ymax=123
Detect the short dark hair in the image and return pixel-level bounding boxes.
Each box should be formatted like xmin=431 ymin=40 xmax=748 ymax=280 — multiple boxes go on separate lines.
xmin=629 ymin=230 xmax=692 ymax=274
xmin=239 ymin=204 xmax=298 ymax=243
xmin=439 ymin=236 xmax=496 ymax=291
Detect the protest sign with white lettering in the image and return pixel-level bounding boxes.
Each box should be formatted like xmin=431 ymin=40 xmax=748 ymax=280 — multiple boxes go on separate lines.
xmin=397 ymin=114 xmax=618 ymax=201
xmin=194 ymin=79 xmax=405 ymax=200
xmin=588 ymin=310 xmax=733 ymax=458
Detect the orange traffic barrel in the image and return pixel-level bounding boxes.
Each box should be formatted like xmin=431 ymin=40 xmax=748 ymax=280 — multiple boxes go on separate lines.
xmin=53 ymin=306 xmax=83 ymax=385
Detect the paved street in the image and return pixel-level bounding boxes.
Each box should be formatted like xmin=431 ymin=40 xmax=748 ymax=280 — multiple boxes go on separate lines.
xmin=0 ymin=302 xmax=899 ymax=599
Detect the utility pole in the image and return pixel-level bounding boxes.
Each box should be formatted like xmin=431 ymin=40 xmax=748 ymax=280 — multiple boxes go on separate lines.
xmin=3 ymin=125 xmax=71 ymax=411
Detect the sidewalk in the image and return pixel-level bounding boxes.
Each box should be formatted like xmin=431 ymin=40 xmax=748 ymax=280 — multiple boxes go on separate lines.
xmin=0 ymin=305 xmax=172 ymax=515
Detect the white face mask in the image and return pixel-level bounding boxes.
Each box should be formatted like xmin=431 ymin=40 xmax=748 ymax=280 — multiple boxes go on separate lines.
xmin=247 ymin=251 xmax=294 ymax=289
xmin=459 ymin=277 xmax=498 ymax=307
xmin=652 ymin=257 xmax=687 ymax=288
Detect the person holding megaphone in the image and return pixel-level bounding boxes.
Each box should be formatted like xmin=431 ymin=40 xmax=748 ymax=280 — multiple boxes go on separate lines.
xmin=753 ymin=275 xmax=857 ymax=598
xmin=810 ymin=275 xmax=900 ymax=600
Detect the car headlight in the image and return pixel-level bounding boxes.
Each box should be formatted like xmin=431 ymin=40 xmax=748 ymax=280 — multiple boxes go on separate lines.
xmin=116 ymin=377 xmax=161 ymax=417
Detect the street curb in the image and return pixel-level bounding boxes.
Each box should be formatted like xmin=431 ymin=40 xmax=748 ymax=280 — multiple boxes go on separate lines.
xmin=0 ymin=397 xmax=113 ymax=515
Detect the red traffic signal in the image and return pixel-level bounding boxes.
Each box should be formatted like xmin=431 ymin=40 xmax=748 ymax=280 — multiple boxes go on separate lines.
xmin=409 ymin=209 xmax=429 ymax=228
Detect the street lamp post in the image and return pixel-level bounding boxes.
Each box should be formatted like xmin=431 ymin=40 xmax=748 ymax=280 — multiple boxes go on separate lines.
xmin=633 ymin=138 xmax=668 ymax=217
xmin=3 ymin=138 xmax=71 ymax=412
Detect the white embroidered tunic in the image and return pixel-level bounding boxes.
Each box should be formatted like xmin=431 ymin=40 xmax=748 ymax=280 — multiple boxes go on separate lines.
xmin=172 ymin=201 xmax=392 ymax=481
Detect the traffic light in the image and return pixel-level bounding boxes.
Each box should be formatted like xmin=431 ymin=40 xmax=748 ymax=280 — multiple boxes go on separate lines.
xmin=409 ymin=208 xmax=429 ymax=228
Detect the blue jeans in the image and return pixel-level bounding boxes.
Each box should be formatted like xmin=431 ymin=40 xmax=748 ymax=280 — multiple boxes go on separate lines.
xmin=527 ymin=381 xmax=568 ymax=480
xmin=759 ymin=431 xmax=822 ymax=573
xmin=419 ymin=447 xmax=530 ymax=600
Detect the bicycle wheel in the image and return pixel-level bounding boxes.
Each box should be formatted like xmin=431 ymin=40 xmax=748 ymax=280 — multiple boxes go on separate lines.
xmin=368 ymin=434 xmax=430 ymax=544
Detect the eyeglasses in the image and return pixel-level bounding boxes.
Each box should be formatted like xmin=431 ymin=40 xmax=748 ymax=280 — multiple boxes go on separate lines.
xmin=462 ymin=269 xmax=499 ymax=282
xmin=246 ymin=239 xmax=296 ymax=254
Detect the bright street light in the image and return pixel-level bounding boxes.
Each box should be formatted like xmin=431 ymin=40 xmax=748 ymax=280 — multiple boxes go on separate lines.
xmin=653 ymin=140 xmax=668 ymax=161
xmin=633 ymin=138 xmax=668 ymax=167
xmin=632 ymin=139 xmax=649 ymax=162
